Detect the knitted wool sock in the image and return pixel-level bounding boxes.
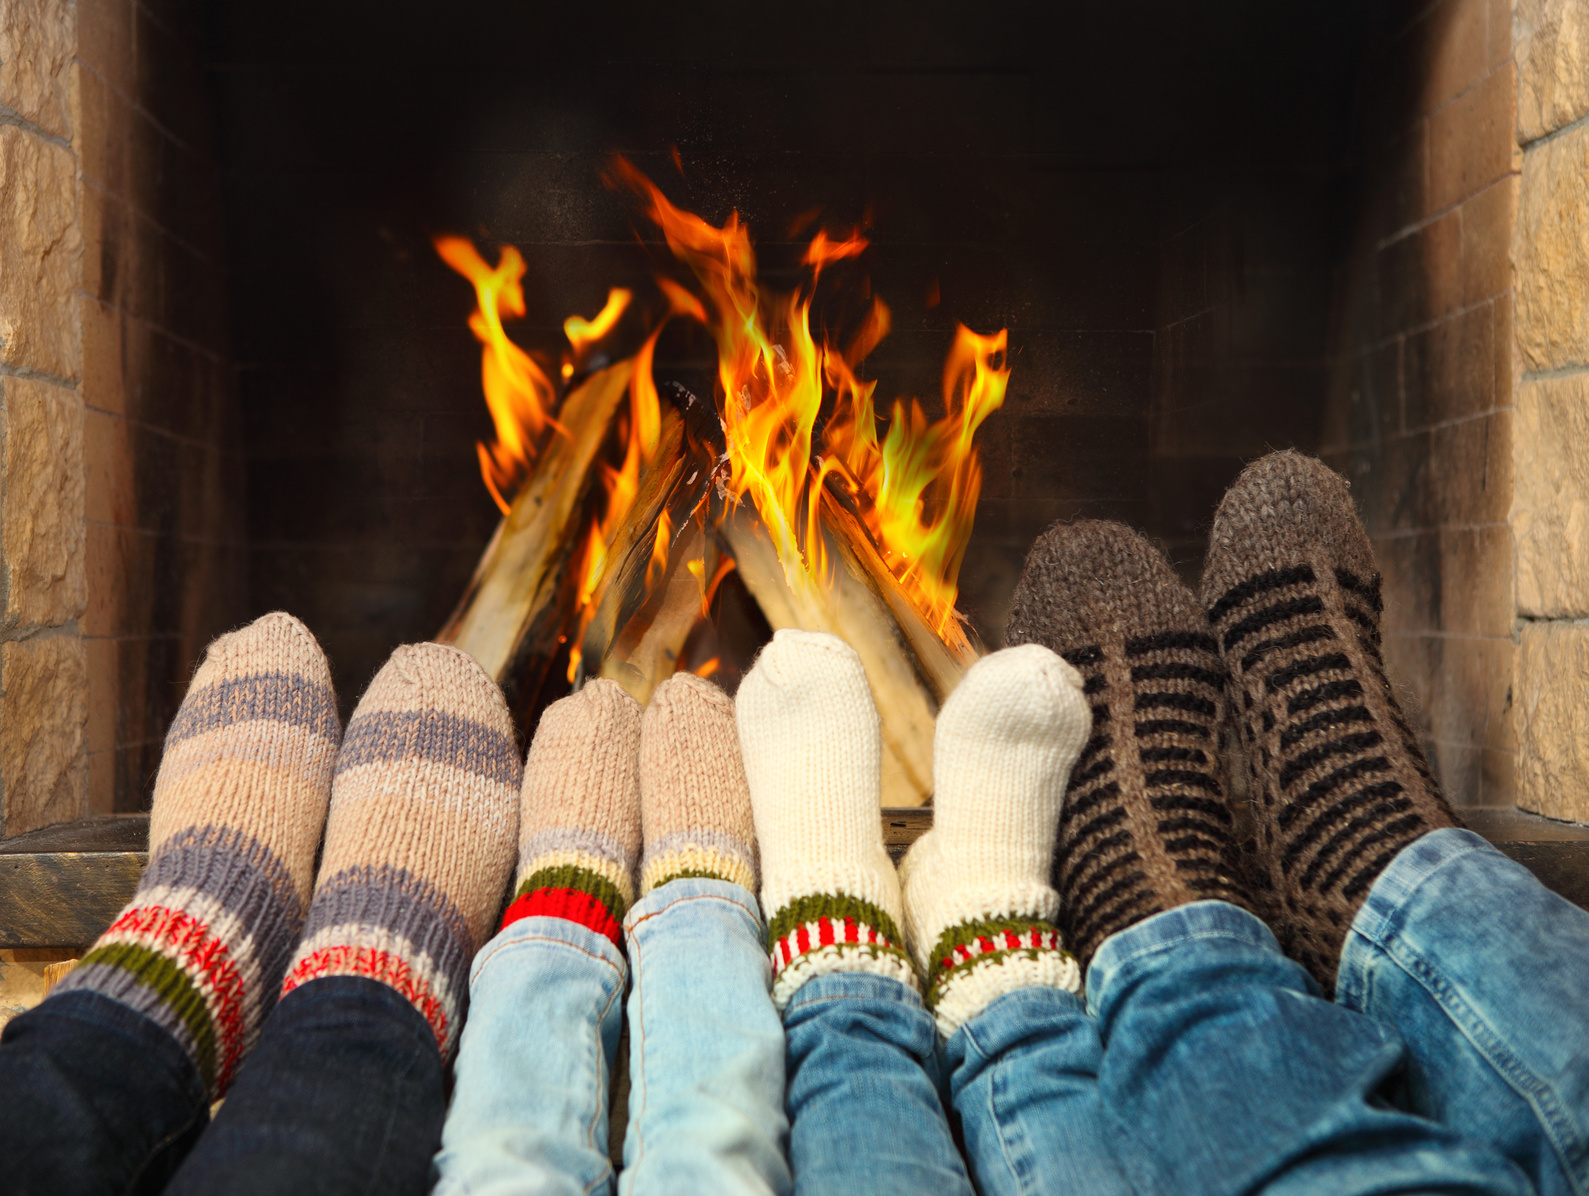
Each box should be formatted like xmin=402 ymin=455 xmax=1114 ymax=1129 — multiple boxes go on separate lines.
xmin=1200 ymin=451 xmax=1457 ymax=990
xmin=1006 ymin=521 xmax=1252 ymax=969
xmin=736 ymin=629 xmax=916 ymax=1010
xmin=900 ymin=645 xmax=1090 ymax=1038
xmin=281 ymin=643 xmax=521 ymax=1058
xmin=501 ymin=678 xmax=642 ymax=947
xmin=56 ymin=612 xmax=340 ymax=1098
xmin=638 ymin=673 xmax=758 ymax=896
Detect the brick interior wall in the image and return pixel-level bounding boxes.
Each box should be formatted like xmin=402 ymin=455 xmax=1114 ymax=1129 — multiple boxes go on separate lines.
xmin=76 ymin=0 xmax=246 ymax=817
xmin=1319 ymin=0 xmax=1517 ymax=807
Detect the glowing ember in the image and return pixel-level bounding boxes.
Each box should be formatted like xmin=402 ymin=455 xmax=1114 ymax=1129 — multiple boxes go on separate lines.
xmin=436 ymin=159 xmax=1008 ymax=676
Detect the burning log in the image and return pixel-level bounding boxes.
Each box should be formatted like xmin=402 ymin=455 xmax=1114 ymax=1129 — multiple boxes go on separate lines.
xmin=436 ymin=362 xmax=633 ymax=680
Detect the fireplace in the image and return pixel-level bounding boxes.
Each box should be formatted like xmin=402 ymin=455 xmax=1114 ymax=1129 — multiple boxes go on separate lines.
xmin=3 ymin=0 xmax=1583 ymax=835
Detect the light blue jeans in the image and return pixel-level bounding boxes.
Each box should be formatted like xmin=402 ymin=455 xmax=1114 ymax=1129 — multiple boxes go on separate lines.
xmin=434 ymin=877 xmax=791 ymax=1196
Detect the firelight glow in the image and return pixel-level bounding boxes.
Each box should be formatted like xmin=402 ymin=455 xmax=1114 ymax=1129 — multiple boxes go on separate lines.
xmin=436 ymin=158 xmax=1008 ymax=675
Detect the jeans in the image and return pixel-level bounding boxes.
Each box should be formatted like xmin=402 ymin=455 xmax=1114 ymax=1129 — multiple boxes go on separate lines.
xmin=0 ymin=974 xmax=444 ymax=1196
xmin=1088 ymin=899 xmax=1532 ymax=1196
xmin=1340 ymin=827 xmax=1589 ymax=1196
xmin=435 ymin=876 xmax=790 ymax=1196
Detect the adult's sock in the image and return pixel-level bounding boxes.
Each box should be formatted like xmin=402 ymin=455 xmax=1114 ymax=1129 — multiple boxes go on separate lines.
xmin=638 ymin=672 xmax=757 ymax=896
xmin=736 ymin=629 xmax=916 ymax=1010
xmin=1007 ymin=521 xmax=1251 ymax=969
xmin=501 ymin=678 xmax=643 ymax=947
xmin=56 ymin=612 xmax=341 ymax=1097
xmin=900 ymin=645 xmax=1090 ymax=1038
xmin=281 ymin=642 xmax=521 ymax=1058
xmin=1200 ymin=450 xmax=1457 ymax=990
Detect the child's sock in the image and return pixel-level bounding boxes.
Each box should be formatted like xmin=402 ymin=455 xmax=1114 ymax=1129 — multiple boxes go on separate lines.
xmin=281 ymin=642 xmax=521 ymax=1058
xmin=501 ymin=678 xmax=642 ymax=947
xmin=736 ymin=629 xmax=916 ymax=1010
xmin=1007 ymin=521 xmax=1252 ymax=969
xmin=58 ymin=612 xmax=341 ymax=1097
xmin=1200 ymin=450 xmax=1457 ymax=991
xmin=638 ymin=673 xmax=757 ymax=896
xmin=900 ymin=645 xmax=1090 ymax=1038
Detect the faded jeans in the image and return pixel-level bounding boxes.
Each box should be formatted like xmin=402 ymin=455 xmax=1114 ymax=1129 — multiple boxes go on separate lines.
xmin=434 ymin=876 xmax=791 ymax=1196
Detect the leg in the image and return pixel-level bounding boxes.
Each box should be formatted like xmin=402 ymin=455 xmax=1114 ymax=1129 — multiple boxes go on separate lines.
xmin=737 ymin=631 xmax=972 ymax=1196
xmin=435 ymin=678 xmax=641 ymax=1196
xmin=0 ymin=611 xmax=340 ymax=1195
xmin=901 ymin=644 xmax=1133 ymax=1195
xmin=1011 ymin=519 xmax=1530 ymax=1195
xmin=621 ymin=674 xmax=789 ymax=1195
xmin=172 ymin=642 xmax=521 ymax=1194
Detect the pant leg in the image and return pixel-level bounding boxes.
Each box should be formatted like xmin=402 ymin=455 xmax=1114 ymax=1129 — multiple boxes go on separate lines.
xmin=165 ymin=975 xmax=444 ymax=1195
xmin=1338 ymin=827 xmax=1589 ymax=1196
xmin=619 ymin=877 xmax=791 ymax=1196
xmin=0 ymin=989 xmax=209 ymax=1196
xmin=783 ymin=971 xmax=973 ymax=1196
xmin=1089 ymin=899 xmax=1533 ymax=1196
xmin=942 ymin=985 xmax=1136 ymax=1196
xmin=434 ymin=915 xmax=627 ymax=1196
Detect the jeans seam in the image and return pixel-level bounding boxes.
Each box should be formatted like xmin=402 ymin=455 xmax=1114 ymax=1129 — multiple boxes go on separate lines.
xmin=472 ymin=931 xmax=624 ymax=988
xmin=985 ymin=1058 xmax=1034 ymax=1195
xmin=588 ymin=976 xmax=625 ymax=1188
xmin=625 ymin=922 xmax=650 ymax=1175
xmin=1379 ymin=934 xmax=1589 ymax=1196
xmin=789 ymin=988 xmax=917 ymax=1015
xmin=1098 ymin=925 xmax=1270 ymax=977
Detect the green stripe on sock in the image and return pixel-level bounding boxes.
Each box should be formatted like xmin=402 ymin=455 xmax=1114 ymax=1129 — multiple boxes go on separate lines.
xmin=516 ymin=864 xmax=628 ymax=923
xmin=766 ymin=891 xmax=905 ymax=953
xmin=923 ymin=918 xmax=1069 ymax=1004
xmin=651 ymin=868 xmax=735 ymax=890
xmin=80 ymin=941 xmax=220 ymax=1088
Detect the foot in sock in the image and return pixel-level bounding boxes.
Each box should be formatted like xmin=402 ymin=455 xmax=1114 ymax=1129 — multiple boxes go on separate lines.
xmin=639 ymin=673 xmax=757 ymax=897
xmin=736 ymin=629 xmax=916 ymax=1009
xmin=1200 ymin=450 xmax=1456 ymax=990
xmin=56 ymin=612 xmax=341 ymax=1098
xmin=900 ymin=644 xmax=1090 ymax=1038
xmin=281 ymin=643 xmax=521 ymax=1057
xmin=503 ymin=678 xmax=642 ymax=947
xmin=1007 ymin=521 xmax=1252 ymax=970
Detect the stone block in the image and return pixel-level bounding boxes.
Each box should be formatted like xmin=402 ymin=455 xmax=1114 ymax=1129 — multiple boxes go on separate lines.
xmin=1404 ymin=301 xmax=1494 ymax=430
xmin=1419 ymin=0 xmax=1494 ymax=115
xmin=1513 ymin=373 xmax=1589 ymax=616
xmin=1460 ymin=174 xmax=1517 ymax=307
xmin=1378 ymin=211 xmax=1462 ymax=336
xmin=2 ymin=377 xmax=84 ymax=628
xmin=80 ymin=295 xmax=127 ymax=416
xmin=82 ymin=406 xmax=132 ymax=527
xmin=0 ymin=0 xmax=72 ymax=140
xmin=1516 ymin=122 xmax=1589 ymax=371
xmin=0 ymin=634 xmax=86 ymax=835
xmin=1516 ymin=0 xmax=1589 ymax=143
xmin=75 ymin=0 xmax=133 ymax=98
xmin=1517 ymin=621 xmax=1589 ymax=820
xmin=1428 ymin=62 xmax=1517 ymax=215
xmin=0 ymin=126 xmax=80 ymax=381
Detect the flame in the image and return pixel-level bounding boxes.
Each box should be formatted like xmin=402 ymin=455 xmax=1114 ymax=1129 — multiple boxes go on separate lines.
xmin=439 ymin=160 xmax=1008 ymax=676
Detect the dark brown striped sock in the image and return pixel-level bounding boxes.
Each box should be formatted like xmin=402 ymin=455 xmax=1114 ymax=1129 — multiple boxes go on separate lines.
xmin=1007 ymin=520 xmax=1252 ymax=969
xmin=1200 ymin=450 xmax=1457 ymax=992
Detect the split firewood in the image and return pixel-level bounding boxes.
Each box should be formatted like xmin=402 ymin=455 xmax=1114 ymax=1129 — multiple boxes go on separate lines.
xmin=598 ymin=517 xmax=710 ymax=704
xmin=436 ymin=362 xmax=633 ymax=679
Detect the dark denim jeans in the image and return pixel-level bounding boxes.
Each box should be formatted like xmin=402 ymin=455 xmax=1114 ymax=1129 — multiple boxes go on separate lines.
xmin=0 ymin=975 xmax=444 ymax=1196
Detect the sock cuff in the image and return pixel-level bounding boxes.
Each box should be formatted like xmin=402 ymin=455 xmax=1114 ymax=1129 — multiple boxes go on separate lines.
xmin=766 ymin=890 xmax=919 ymax=1009
xmin=926 ymin=936 xmax=1081 ymax=1038
xmin=903 ymin=872 xmax=1061 ymax=971
xmin=760 ymin=855 xmax=904 ymax=936
xmin=502 ymin=861 xmax=630 ymax=947
xmin=640 ymin=832 xmax=757 ymax=896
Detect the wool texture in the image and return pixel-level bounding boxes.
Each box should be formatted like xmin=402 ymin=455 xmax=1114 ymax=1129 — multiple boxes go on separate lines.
xmin=503 ymin=678 xmax=642 ymax=948
xmin=1200 ymin=451 xmax=1456 ymax=991
xmin=638 ymin=673 xmax=758 ymax=896
xmin=57 ymin=612 xmax=341 ymax=1098
xmin=737 ymin=629 xmax=916 ymax=1009
xmin=900 ymin=645 xmax=1090 ymax=1038
xmin=1007 ymin=521 xmax=1252 ymax=968
xmin=281 ymin=643 xmax=520 ymax=1058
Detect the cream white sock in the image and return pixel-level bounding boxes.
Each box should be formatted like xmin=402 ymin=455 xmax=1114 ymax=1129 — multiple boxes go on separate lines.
xmin=900 ymin=643 xmax=1091 ymax=1038
xmin=736 ymin=629 xmax=917 ymax=1009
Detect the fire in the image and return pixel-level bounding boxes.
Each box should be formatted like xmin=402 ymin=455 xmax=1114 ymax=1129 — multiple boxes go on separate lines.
xmin=436 ymin=159 xmax=1008 ymax=675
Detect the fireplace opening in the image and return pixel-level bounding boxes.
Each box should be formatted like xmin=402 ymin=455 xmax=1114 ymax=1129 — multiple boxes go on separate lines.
xmin=4 ymin=0 xmax=1537 ymax=838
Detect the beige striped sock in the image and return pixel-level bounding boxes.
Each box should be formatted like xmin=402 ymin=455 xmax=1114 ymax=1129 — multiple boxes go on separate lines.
xmin=638 ymin=673 xmax=757 ymax=897
xmin=281 ymin=642 xmax=521 ymax=1058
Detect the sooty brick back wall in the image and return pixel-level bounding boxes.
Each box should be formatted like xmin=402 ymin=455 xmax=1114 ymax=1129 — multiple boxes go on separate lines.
xmin=202 ymin=1 xmax=1378 ymax=728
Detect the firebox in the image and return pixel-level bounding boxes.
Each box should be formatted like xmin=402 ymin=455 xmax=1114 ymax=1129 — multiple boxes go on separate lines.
xmin=5 ymin=0 xmax=1578 ymax=839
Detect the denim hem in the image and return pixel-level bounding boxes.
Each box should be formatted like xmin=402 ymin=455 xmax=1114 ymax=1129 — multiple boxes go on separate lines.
xmin=953 ymin=982 xmax=1089 ymax=1062
xmin=22 ymin=987 xmax=207 ymax=1103
xmin=470 ymin=913 xmax=626 ymax=989
xmin=1085 ymin=899 xmax=1277 ymax=1007
xmin=624 ymin=875 xmax=762 ymax=935
xmin=784 ymin=968 xmax=924 ymax=1015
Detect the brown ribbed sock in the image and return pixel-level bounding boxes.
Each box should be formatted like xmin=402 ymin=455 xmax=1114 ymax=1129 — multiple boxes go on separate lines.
xmin=1200 ymin=451 xmax=1457 ymax=991
xmin=1007 ymin=521 xmax=1251 ymax=969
